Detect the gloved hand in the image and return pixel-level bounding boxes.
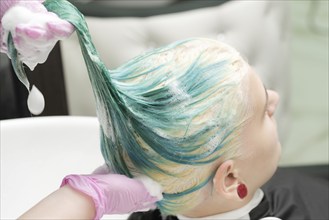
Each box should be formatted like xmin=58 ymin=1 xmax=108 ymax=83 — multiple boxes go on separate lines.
xmin=0 ymin=0 xmax=74 ymax=70
xmin=61 ymin=172 xmax=162 ymax=220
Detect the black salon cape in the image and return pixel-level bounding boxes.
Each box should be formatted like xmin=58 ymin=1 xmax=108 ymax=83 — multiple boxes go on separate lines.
xmin=128 ymin=165 xmax=329 ymax=220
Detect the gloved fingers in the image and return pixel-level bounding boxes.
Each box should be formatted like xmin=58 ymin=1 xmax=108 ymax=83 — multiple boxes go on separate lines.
xmin=46 ymin=20 xmax=74 ymax=38
xmin=15 ymin=20 xmax=73 ymax=41
xmin=16 ymin=25 xmax=47 ymax=39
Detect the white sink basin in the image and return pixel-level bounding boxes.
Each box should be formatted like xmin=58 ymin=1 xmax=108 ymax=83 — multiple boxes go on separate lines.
xmin=1 ymin=116 xmax=129 ymax=219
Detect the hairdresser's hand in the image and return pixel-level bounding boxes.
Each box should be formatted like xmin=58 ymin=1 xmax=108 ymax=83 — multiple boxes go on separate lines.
xmin=0 ymin=0 xmax=74 ymax=70
xmin=61 ymin=173 xmax=162 ymax=219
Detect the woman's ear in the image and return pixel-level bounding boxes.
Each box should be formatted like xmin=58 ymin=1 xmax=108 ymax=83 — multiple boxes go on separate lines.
xmin=213 ymin=160 xmax=240 ymax=199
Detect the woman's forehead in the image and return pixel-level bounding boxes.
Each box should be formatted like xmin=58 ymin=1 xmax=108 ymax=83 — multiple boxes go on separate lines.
xmin=246 ymin=68 xmax=267 ymax=121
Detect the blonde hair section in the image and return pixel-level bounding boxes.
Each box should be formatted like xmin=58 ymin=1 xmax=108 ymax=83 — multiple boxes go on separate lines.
xmin=120 ymin=38 xmax=251 ymax=214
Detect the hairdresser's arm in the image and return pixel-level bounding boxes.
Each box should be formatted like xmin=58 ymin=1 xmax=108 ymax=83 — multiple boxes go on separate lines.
xmin=18 ymin=173 xmax=160 ymax=220
xmin=19 ymin=185 xmax=95 ymax=219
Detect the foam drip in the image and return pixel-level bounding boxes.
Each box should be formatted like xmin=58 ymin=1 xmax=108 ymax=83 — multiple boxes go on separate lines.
xmin=27 ymin=85 xmax=45 ymax=115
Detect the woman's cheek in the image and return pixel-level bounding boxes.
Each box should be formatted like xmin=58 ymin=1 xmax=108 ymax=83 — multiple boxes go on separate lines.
xmin=266 ymin=117 xmax=281 ymax=161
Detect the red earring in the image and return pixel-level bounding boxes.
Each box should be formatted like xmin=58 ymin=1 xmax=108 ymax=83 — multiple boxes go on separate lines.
xmin=237 ymin=183 xmax=248 ymax=199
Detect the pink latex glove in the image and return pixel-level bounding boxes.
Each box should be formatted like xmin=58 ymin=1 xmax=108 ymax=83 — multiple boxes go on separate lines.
xmin=61 ymin=173 xmax=162 ymax=220
xmin=0 ymin=0 xmax=74 ymax=70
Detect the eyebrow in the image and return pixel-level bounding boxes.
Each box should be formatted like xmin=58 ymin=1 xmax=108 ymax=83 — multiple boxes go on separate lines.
xmin=262 ymin=84 xmax=269 ymax=117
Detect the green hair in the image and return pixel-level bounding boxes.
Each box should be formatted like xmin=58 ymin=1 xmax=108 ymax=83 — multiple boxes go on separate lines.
xmin=10 ymin=0 xmax=251 ymax=214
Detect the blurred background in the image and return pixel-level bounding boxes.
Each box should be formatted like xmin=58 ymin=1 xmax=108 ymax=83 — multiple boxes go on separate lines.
xmin=0 ymin=0 xmax=328 ymax=164
xmin=280 ymin=1 xmax=328 ymax=166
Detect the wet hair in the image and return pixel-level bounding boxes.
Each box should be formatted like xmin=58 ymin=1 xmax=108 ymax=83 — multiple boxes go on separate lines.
xmin=9 ymin=0 xmax=251 ymax=214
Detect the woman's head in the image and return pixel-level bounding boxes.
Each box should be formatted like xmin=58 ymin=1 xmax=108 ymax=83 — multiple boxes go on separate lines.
xmin=99 ymin=38 xmax=281 ymax=216
xmin=97 ymin=38 xmax=260 ymax=214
